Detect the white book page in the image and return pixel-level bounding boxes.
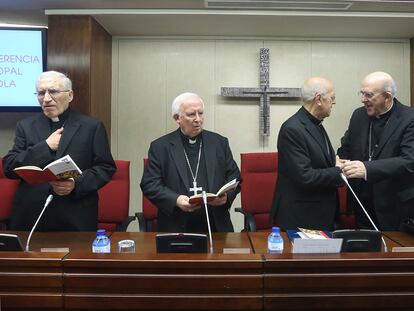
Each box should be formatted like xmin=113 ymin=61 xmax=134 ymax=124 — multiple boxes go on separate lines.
xmin=297 ymin=232 xmax=310 ymax=239
xmin=45 ymin=155 xmax=82 ymax=175
xmin=216 ymin=178 xmax=239 ymax=196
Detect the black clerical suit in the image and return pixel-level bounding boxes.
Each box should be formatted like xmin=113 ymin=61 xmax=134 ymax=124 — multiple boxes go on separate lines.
xmin=140 ymin=129 xmax=240 ymax=233
xmin=337 ymin=99 xmax=414 ymax=230
xmin=3 ymin=108 xmax=116 ymax=231
xmin=270 ymin=107 xmax=343 ymax=230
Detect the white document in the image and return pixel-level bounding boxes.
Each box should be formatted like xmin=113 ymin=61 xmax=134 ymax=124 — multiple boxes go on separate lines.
xmin=292 ymin=238 xmax=343 ymax=254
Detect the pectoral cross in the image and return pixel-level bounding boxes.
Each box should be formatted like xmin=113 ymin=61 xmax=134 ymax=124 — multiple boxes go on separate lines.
xmin=190 ymin=181 xmax=202 ymax=196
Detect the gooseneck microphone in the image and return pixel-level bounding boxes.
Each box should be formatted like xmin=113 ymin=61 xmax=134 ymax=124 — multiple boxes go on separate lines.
xmin=202 ymin=191 xmax=214 ymax=254
xmin=25 ymin=194 xmax=53 ymax=252
xmin=340 ymin=173 xmax=387 ymax=252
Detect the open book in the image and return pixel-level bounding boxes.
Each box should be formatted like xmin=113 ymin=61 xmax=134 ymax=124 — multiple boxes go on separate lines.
xmin=189 ymin=178 xmax=239 ymax=205
xmin=14 ymin=154 xmax=82 ymax=185
xmin=297 ymin=227 xmax=331 ymax=239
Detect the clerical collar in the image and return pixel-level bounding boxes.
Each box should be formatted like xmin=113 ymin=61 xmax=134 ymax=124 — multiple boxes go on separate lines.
xmin=303 ymin=106 xmax=322 ymax=125
xmin=180 ymin=130 xmax=202 ymax=145
xmin=373 ymin=101 xmax=394 ymax=120
xmin=49 ymin=107 xmax=70 ymax=124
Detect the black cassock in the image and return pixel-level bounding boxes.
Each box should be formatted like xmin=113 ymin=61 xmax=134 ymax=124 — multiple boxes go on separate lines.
xmin=3 ymin=108 xmax=116 ymax=231
xmin=141 ymin=128 xmax=240 ymax=233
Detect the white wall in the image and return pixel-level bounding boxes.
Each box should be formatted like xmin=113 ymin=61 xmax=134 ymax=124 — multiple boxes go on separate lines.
xmin=113 ymin=37 xmax=410 ymax=232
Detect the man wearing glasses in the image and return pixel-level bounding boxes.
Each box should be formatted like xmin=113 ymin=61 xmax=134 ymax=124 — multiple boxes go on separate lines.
xmin=338 ymin=71 xmax=414 ymax=230
xmin=3 ymin=71 xmax=115 ymax=231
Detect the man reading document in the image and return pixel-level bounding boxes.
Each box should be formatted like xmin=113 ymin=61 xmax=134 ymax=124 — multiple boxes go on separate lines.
xmin=3 ymin=71 xmax=115 ymax=231
xmin=141 ymin=92 xmax=240 ymax=233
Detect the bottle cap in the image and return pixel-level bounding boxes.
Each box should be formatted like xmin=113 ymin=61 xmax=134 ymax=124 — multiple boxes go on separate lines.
xmin=272 ymin=226 xmax=280 ymax=233
xmin=96 ymin=229 xmax=106 ymax=235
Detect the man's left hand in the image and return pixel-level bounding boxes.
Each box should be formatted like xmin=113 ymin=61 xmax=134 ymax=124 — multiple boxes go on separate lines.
xmin=209 ymin=193 xmax=227 ymax=206
xmin=342 ymin=160 xmax=366 ymax=179
xmin=49 ymin=178 xmax=75 ymax=196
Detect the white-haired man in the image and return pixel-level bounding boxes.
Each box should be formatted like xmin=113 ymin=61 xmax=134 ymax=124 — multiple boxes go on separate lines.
xmin=141 ymin=92 xmax=240 ymax=232
xmin=338 ymin=71 xmax=414 ymax=230
xmin=270 ymin=77 xmax=344 ymax=230
xmin=3 ymin=70 xmax=115 ymax=231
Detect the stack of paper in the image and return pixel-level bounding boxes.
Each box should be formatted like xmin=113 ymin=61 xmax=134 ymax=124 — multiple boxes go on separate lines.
xmin=287 ymin=228 xmax=342 ymax=254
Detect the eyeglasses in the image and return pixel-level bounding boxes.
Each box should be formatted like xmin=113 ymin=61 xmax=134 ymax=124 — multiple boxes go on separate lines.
xmin=34 ymin=89 xmax=70 ymax=98
xmin=358 ymin=91 xmax=384 ymax=99
xmin=318 ymin=94 xmax=336 ymax=102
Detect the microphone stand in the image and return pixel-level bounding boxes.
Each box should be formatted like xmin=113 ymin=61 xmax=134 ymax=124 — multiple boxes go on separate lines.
xmin=202 ymin=191 xmax=214 ymax=254
xmin=340 ymin=173 xmax=387 ymax=252
xmin=25 ymin=194 xmax=53 ymax=252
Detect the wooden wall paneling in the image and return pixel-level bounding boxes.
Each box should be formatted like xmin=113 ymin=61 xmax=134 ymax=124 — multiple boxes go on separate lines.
xmin=47 ymin=15 xmax=112 ymax=136
xmin=90 ymin=18 xmax=112 ymax=135
xmin=411 ymin=37 xmax=414 ymax=107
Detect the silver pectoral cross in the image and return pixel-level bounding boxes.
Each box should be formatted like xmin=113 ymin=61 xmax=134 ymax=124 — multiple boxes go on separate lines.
xmin=190 ymin=181 xmax=202 ymax=196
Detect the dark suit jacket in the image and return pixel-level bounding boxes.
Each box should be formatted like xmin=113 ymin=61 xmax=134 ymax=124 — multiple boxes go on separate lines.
xmin=270 ymin=107 xmax=343 ymax=230
xmin=140 ymin=129 xmax=240 ymax=232
xmin=3 ymin=109 xmax=116 ymax=231
xmin=337 ymin=99 xmax=414 ymax=230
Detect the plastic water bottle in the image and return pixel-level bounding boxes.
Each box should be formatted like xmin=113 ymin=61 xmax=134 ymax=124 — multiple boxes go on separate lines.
xmin=268 ymin=226 xmax=284 ymax=254
xmin=92 ymin=229 xmax=111 ymax=253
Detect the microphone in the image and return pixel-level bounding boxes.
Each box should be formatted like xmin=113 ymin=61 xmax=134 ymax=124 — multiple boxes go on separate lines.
xmin=25 ymin=194 xmax=53 ymax=252
xmin=340 ymin=173 xmax=387 ymax=252
xmin=202 ymin=191 xmax=214 ymax=254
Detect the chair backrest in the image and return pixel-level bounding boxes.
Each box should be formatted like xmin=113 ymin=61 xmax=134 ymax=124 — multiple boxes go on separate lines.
xmin=98 ymin=160 xmax=131 ymax=232
xmin=337 ymin=185 xmax=356 ymax=229
xmin=140 ymin=158 xmax=158 ymax=231
xmin=240 ymin=152 xmax=278 ymax=231
xmin=0 ymin=157 xmax=20 ymax=229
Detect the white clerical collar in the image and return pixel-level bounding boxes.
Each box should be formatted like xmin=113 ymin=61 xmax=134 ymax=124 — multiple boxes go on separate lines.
xmin=376 ymin=101 xmax=394 ymax=119
xmin=180 ymin=129 xmax=201 ymax=144
xmin=51 ymin=116 xmax=59 ymax=122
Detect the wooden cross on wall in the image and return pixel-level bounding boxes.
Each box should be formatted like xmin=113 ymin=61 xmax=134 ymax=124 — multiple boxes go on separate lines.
xmin=221 ymin=48 xmax=301 ymax=136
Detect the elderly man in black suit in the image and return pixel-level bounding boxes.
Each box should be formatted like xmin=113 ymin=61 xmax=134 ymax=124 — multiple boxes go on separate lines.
xmin=3 ymin=71 xmax=115 ymax=231
xmin=140 ymin=92 xmax=240 ymax=233
xmin=270 ymin=77 xmax=344 ymax=231
xmin=338 ymin=71 xmax=414 ymax=230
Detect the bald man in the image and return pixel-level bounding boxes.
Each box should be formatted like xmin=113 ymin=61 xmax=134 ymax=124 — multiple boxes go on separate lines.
xmin=270 ymin=77 xmax=344 ymax=230
xmin=338 ymin=71 xmax=414 ymax=230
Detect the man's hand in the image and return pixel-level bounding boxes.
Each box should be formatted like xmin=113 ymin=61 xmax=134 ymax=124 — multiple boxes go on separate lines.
xmin=46 ymin=127 xmax=64 ymax=151
xmin=209 ymin=193 xmax=227 ymax=206
xmin=336 ymin=155 xmax=349 ymax=170
xmin=176 ymin=195 xmax=198 ymax=212
xmin=342 ymin=160 xmax=367 ymax=179
xmin=49 ymin=178 xmax=75 ymax=196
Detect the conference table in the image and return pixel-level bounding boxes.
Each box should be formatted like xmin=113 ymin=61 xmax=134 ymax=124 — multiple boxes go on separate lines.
xmin=1 ymin=231 xmax=414 ymax=310
xmin=251 ymin=232 xmax=414 ymax=311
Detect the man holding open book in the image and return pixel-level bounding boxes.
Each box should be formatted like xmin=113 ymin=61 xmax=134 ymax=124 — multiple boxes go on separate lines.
xmin=2 ymin=71 xmax=115 ymax=231
xmin=141 ymin=92 xmax=240 ymax=233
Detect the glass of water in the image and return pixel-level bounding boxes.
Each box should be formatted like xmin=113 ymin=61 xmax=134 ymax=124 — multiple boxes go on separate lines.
xmin=118 ymin=239 xmax=135 ymax=253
